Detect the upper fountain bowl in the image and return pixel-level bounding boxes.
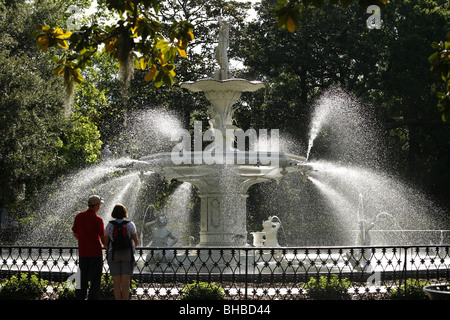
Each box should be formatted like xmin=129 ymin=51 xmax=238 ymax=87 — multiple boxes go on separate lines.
xmin=180 ymin=78 xmax=265 ymax=93
xmin=181 ymin=78 xmax=265 ymax=130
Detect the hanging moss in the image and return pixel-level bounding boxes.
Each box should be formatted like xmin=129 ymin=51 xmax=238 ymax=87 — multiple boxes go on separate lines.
xmin=117 ymin=28 xmax=135 ymax=95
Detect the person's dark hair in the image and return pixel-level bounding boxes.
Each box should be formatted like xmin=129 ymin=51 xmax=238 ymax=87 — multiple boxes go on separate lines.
xmin=111 ymin=204 xmax=128 ymax=219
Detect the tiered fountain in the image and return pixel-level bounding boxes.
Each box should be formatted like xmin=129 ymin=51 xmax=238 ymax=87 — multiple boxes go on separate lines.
xmin=10 ymin=19 xmax=448 ymax=282
xmin=17 ymin=19 xmax=448 ymax=254
xmin=136 ymin=19 xmax=311 ymax=247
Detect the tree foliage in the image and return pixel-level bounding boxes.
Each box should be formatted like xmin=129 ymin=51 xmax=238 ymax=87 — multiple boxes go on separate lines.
xmin=234 ymin=0 xmax=450 ymax=209
xmin=429 ymin=32 xmax=450 ymax=121
xmin=32 ymin=0 xmax=195 ymax=94
xmin=0 ymin=0 xmax=102 ymax=209
xmin=1 ymin=0 xmax=449 ymax=231
xmin=71 ymin=0 xmax=250 ymax=149
xmin=273 ymin=0 xmax=449 ymax=122
xmin=274 ymin=0 xmax=389 ymax=33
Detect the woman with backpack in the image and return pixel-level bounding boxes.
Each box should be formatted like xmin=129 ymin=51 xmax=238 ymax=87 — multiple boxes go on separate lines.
xmin=104 ymin=203 xmax=138 ymax=300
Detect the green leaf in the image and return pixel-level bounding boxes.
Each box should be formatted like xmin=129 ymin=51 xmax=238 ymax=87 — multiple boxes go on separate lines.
xmin=431 ymin=41 xmax=440 ymax=50
xmin=144 ymin=67 xmax=157 ymax=82
xmin=140 ymin=57 xmax=147 ymax=70
xmin=154 ymin=70 xmax=164 ymax=88
xmin=155 ymin=40 xmax=170 ymax=50
xmin=428 ymin=52 xmax=438 ymax=63
xmin=312 ymin=0 xmax=325 ymax=8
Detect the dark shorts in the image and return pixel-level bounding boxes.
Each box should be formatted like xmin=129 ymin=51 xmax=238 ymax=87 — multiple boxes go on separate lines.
xmin=107 ymin=249 xmax=135 ymax=276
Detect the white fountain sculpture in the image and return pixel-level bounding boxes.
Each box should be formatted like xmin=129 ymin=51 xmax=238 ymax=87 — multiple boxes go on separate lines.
xmin=145 ymin=212 xmax=179 ymax=266
xmin=251 ymin=216 xmax=282 ymax=247
xmin=137 ymin=19 xmax=311 ymax=247
xmin=213 ymin=17 xmax=230 ymax=81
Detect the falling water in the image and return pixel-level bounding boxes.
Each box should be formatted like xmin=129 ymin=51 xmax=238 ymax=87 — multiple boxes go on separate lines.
xmin=307 ymin=176 xmax=356 ymax=243
xmin=15 ymin=91 xmax=449 ymax=247
xmin=124 ymin=108 xmax=186 ymax=157
xmin=19 ymin=157 xmax=142 ymax=245
xmin=250 ymin=88 xmax=448 ymax=246
xmin=140 ymin=181 xmax=194 ymax=246
xmin=219 ymin=164 xmax=247 ymax=245
xmin=307 ymin=160 xmax=446 ymax=244
xmin=17 ymin=108 xmax=189 ymax=246
xmin=156 ymin=182 xmax=193 ymax=239
xmin=97 ymin=172 xmax=142 ymax=222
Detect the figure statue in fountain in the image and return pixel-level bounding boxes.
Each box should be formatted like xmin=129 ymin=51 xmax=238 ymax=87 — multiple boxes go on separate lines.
xmin=101 ymin=145 xmax=112 ymax=160
xmin=251 ymin=216 xmax=283 ymax=260
xmin=261 ymin=216 xmax=281 ymax=247
xmin=346 ymin=219 xmax=375 ymax=272
xmin=213 ymin=17 xmax=229 ymax=81
xmin=251 ymin=216 xmax=282 ymax=247
xmin=357 ymin=219 xmax=375 ymax=246
xmin=145 ymin=212 xmax=178 ymax=266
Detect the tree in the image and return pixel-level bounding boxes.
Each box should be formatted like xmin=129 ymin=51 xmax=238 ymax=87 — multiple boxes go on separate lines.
xmin=69 ymin=0 xmax=250 ymax=151
xmin=429 ymin=32 xmax=450 ymax=122
xmin=233 ymin=0 xmax=450 ymax=206
xmin=0 ymin=0 xmax=102 ymax=211
xmin=274 ymin=0 xmax=450 ymax=123
xmin=232 ymin=1 xmax=388 ymax=142
xmin=32 ymin=0 xmax=195 ymax=98
xmin=273 ymin=0 xmax=388 ymax=33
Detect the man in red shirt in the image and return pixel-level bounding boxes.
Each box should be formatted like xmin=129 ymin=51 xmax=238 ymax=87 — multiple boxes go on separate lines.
xmin=72 ymin=195 xmax=106 ymax=300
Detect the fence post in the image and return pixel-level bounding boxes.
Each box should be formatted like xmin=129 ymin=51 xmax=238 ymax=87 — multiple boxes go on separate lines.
xmin=402 ymin=247 xmax=409 ymax=291
xmin=244 ymin=248 xmax=248 ymax=300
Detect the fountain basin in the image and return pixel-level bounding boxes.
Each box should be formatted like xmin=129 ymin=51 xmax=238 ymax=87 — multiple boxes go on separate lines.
xmin=138 ymin=150 xmax=310 ymax=182
xmin=136 ymin=150 xmax=310 ymax=246
xmin=180 ymin=78 xmax=265 ymax=140
xmin=181 ymin=78 xmax=264 ymax=91
xmin=423 ymin=285 xmax=450 ymax=300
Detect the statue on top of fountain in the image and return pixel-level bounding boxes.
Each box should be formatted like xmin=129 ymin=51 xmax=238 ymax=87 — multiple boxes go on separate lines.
xmin=213 ymin=17 xmax=230 ymax=81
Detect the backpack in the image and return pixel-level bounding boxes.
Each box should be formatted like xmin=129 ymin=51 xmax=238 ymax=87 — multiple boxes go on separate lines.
xmin=110 ymin=220 xmax=132 ymax=251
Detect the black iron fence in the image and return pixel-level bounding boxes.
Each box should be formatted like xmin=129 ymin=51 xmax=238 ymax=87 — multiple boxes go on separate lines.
xmin=0 ymin=245 xmax=449 ymax=300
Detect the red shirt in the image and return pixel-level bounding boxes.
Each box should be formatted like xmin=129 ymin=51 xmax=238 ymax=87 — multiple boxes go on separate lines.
xmin=72 ymin=209 xmax=105 ymax=257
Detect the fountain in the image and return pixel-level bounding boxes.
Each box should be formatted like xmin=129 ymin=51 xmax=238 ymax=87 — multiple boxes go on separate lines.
xmin=16 ymin=18 xmax=448 ymax=253
xmin=4 ymin=19 xmax=448 ymax=293
xmin=135 ymin=18 xmax=311 ymax=247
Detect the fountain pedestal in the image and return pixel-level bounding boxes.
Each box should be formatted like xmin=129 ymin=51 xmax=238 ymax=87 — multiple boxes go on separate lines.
xmin=198 ymin=190 xmax=248 ymax=246
xmin=175 ymin=163 xmax=259 ymax=247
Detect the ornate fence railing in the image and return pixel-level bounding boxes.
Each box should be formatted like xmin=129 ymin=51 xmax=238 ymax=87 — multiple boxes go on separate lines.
xmin=0 ymin=245 xmax=449 ymax=300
